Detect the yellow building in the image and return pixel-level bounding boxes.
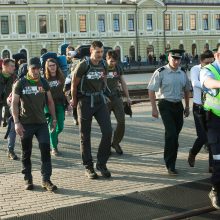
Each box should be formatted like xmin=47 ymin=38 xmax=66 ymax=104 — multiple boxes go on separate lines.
xmin=0 ymin=0 xmax=220 ymax=62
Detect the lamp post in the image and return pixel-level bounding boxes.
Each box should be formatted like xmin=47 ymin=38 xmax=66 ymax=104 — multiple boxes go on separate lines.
xmin=62 ymin=0 xmax=66 ymax=43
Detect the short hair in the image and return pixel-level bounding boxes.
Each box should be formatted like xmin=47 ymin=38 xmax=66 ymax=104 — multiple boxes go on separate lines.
xmin=66 ymin=45 xmax=74 ymax=51
xmin=106 ymin=50 xmax=119 ymax=60
xmin=200 ymin=50 xmax=214 ymax=61
xmin=91 ymin=41 xmax=103 ymax=49
xmin=3 ymin=58 xmax=15 ymax=66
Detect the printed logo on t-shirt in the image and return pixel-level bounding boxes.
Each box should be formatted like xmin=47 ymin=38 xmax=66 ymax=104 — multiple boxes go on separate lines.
xmin=107 ymin=71 xmax=119 ymax=79
xmin=86 ymin=71 xmax=105 ymax=80
xmin=22 ymin=86 xmax=45 ymax=95
xmin=49 ymin=80 xmax=59 ymax=88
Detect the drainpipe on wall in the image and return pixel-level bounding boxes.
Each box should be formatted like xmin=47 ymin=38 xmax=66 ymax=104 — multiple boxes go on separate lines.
xmin=135 ymin=2 xmax=139 ymax=61
xmin=163 ymin=2 xmax=167 ymax=53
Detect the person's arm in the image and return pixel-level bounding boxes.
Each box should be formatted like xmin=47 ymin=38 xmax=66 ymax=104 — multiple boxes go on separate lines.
xmin=120 ymin=75 xmax=132 ymax=105
xmin=148 ymin=90 xmax=158 ymax=118
xmin=46 ymin=91 xmax=57 ymax=131
xmin=203 ymin=77 xmax=220 ymax=89
xmin=70 ymin=75 xmax=81 ymax=108
xmin=190 ymin=66 xmax=202 ymax=89
xmin=184 ymin=90 xmax=190 ymax=117
xmin=11 ymin=93 xmax=25 ymax=138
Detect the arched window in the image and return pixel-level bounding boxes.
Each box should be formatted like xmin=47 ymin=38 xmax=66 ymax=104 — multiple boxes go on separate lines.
xmin=41 ymin=48 xmax=47 ymax=55
xmin=204 ymin=43 xmax=209 ymax=51
xmin=192 ymin=44 xmax=197 ymax=57
xmin=115 ymin=46 xmax=121 ymax=61
xmin=20 ymin=49 xmax=27 ymax=59
xmin=146 ymin=45 xmax=154 ymax=56
xmin=2 ymin=50 xmax=10 ymax=59
xmin=166 ymin=43 xmax=171 ymax=51
xmin=179 ymin=44 xmax=184 ymax=50
xmin=129 ymin=46 xmax=135 ymax=62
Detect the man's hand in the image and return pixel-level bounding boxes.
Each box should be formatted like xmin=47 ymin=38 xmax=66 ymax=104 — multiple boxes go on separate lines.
xmin=50 ymin=119 xmax=57 ymax=132
xmin=70 ymin=98 xmax=78 ymax=108
xmin=127 ymin=97 xmax=132 ymax=106
xmin=152 ymin=107 xmax=159 ymax=118
xmin=184 ymin=107 xmax=190 ymax=117
xmin=15 ymin=122 xmax=25 ymax=138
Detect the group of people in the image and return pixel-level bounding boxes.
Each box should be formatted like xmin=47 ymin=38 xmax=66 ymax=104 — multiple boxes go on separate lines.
xmin=0 ymin=40 xmax=131 ymax=191
xmin=148 ymin=45 xmax=220 ymax=210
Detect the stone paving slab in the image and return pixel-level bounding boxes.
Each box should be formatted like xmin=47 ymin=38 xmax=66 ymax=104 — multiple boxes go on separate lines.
xmin=0 ymin=101 xmax=210 ymax=219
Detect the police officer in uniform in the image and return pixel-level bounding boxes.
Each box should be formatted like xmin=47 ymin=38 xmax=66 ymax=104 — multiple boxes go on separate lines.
xmin=12 ymin=57 xmax=57 ymax=191
xmin=200 ymin=44 xmax=220 ymax=209
xmin=148 ymin=49 xmax=191 ymax=175
xmin=71 ymin=41 xmax=112 ymax=179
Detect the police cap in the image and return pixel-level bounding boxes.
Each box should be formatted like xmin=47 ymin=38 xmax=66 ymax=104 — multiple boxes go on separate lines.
xmin=168 ymin=49 xmax=185 ymax=59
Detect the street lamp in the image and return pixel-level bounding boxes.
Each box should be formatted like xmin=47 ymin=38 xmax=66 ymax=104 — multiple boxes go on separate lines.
xmin=62 ymin=0 xmax=66 ymax=43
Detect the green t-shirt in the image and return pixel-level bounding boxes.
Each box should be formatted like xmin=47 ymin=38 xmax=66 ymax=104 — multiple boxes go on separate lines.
xmin=47 ymin=77 xmax=65 ymax=105
xmin=13 ymin=78 xmax=50 ymax=124
xmin=72 ymin=59 xmax=106 ymax=94
xmin=106 ymin=65 xmax=123 ymax=93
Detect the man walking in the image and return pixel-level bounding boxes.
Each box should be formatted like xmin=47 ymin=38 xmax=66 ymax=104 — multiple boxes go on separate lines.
xmin=148 ymin=49 xmax=191 ymax=175
xmin=71 ymin=41 xmax=112 ymax=179
xmin=12 ymin=57 xmax=57 ymax=191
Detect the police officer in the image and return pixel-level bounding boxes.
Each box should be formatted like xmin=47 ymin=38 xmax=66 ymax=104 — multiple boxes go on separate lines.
xmin=71 ymin=41 xmax=112 ymax=179
xmin=188 ymin=50 xmax=214 ymax=169
xmin=105 ymin=50 xmax=131 ymax=155
xmin=200 ymin=44 xmax=220 ymax=209
xmin=148 ymin=49 xmax=191 ymax=175
xmin=11 ymin=57 xmax=57 ymax=191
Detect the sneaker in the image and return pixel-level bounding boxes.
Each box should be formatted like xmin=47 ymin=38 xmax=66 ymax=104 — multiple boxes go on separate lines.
xmin=209 ymin=187 xmax=220 ymax=209
xmin=8 ymin=151 xmax=18 ymax=160
xmin=85 ymin=166 xmax=98 ymax=179
xmin=112 ymin=143 xmax=123 ymax=155
xmin=188 ymin=151 xmax=196 ymax=167
xmin=24 ymin=179 xmax=34 ymax=190
xmin=42 ymin=180 xmax=58 ymax=192
xmin=51 ymin=148 xmax=61 ymax=156
xmin=96 ymin=163 xmax=111 ymax=178
xmin=167 ymin=168 xmax=178 ymax=176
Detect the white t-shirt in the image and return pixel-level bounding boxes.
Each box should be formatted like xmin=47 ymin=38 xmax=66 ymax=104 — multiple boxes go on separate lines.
xmin=190 ymin=64 xmax=202 ymax=105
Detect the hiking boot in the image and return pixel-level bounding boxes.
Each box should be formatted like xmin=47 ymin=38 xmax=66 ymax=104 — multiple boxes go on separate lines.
xmin=51 ymin=148 xmax=61 ymax=156
xmin=24 ymin=179 xmax=34 ymax=190
xmin=8 ymin=151 xmax=18 ymax=160
xmin=96 ymin=163 xmax=111 ymax=178
xmin=112 ymin=143 xmax=123 ymax=155
xmin=85 ymin=166 xmax=98 ymax=179
xmin=188 ymin=150 xmax=196 ymax=167
xmin=167 ymin=168 xmax=178 ymax=176
xmin=42 ymin=180 xmax=58 ymax=192
xmin=209 ymin=187 xmax=220 ymax=209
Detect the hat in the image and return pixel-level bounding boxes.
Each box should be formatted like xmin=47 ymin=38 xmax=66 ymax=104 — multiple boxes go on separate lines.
xmin=168 ymin=49 xmax=185 ymax=59
xmin=29 ymin=57 xmax=41 ymax=68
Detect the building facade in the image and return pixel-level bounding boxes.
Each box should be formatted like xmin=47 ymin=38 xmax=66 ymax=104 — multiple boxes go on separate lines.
xmin=0 ymin=0 xmax=220 ymax=62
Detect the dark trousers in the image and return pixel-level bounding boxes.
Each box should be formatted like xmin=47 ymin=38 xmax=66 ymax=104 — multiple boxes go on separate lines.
xmin=77 ymin=96 xmax=112 ymax=168
xmin=191 ymin=103 xmax=213 ymax=167
xmin=108 ymin=95 xmax=125 ymax=146
xmin=207 ymin=113 xmax=220 ymax=186
xmin=158 ymin=99 xmax=184 ymax=170
xmin=21 ymin=123 xmax=52 ymax=182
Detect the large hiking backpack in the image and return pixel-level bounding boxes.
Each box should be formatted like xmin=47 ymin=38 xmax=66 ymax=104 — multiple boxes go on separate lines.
xmin=40 ymin=52 xmax=68 ymax=77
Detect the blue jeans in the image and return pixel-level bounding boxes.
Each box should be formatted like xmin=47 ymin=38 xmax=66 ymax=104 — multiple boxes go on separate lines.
xmin=7 ymin=120 xmax=16 ymax=152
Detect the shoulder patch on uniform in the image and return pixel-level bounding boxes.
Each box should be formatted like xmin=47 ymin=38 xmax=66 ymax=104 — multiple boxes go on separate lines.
xmin=158 ymin=67 xmax=165 ymax=72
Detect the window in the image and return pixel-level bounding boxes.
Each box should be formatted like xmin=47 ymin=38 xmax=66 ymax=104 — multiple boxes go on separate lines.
xmin=202 ymin=14 xmax=208 ymax=30
xmin=216 ymin=14 xmax=220 ymax=30
xmin=2 ymin=50 xmax=10 ymax=59
xmin=98 ymin=15 xmax=105 ymax=32
xmin=190 ymin=14 xmax=196 ymax=30
xmin=113 ymin=14 xmax=120 ymax=32
xmin=164 ymin=14 xmax=170 ymax=31
xmin=1 ymin=16 xmax=9 ymax=34
xmin=79 ymin=15 xmax=86 ymax=32
xmin=146 ymin=14 xmax=153 ymax=31
xmin=59 ymin=15 xmax=67 ymax=33
xmin=177 ymin=14 xmax=183 ymax=31
xmin=18 ymin=15 xmax=26 ymax=34
xmin=128 ymin=14 xmax=135 ymax=31
xmin=39 ymin=15 xmax=47 ymax=34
